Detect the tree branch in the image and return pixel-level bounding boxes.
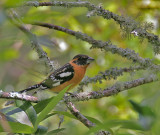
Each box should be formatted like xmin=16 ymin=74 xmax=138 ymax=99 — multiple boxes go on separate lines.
xmin=0 ymin=90 xmax=38 ymax=103
xmin=32 ymin=22 xmax=159 ymax=70
xmin=65 ymin=101 xmax=95 ymax=128
xmin=1 ymin=75 xmax=158 ymax=103
xmin=78 ymin=65 xmax=144 ymax=91
xmin=25 ymin=1 xmax=160 ymax=54
xmin=65 ymin=101 xmax=110 ymax=135
xmin=8 ymin=10 xmax=55 ymax=73
xmin=65 ymin=75 xmax=158 ymax=102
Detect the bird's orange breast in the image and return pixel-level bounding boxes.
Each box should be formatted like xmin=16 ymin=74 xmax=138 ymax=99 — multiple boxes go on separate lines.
xmin=50 ymin=62 xmax=88 ymax=92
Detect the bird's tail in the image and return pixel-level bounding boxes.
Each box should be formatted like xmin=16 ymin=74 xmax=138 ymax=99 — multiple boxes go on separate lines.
xmin=18 ymin=84 xmax=41 ymax=94
xmin=5 ymin=84 xmax=41 ymax=106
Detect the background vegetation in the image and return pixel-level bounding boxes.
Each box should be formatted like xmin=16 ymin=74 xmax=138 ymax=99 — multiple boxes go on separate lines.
xmin=0 ymin=0 xmax=160 ymax=134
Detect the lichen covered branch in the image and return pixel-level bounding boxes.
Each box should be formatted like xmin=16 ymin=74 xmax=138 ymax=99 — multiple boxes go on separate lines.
xmin=9 ymin=10 xmax=55 ymax=73
xmin=65 ymin=101 xmax=95 ymax=128
xmin=66 ymin=75 xmax=158 ymax=102
xmin=25 ymin=1 xmax=160 ymax=54
xmin=78 ymin=65 xmax=144 ymax=90
xmin=65 ymin=101 xmax=110 ymax=134
xmin=0 ymin=90 xmax=38 ymax=103
xmin=32 ymin=22 xmax=159 ymax=70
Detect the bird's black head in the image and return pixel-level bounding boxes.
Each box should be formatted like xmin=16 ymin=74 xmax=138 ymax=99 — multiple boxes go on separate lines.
xmin=72 ymin=54 xmax=94 ymax=66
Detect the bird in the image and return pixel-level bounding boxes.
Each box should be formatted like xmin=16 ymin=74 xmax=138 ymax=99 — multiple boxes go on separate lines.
xmin=5 ymin=54 xmax=94 ymax=106
xmin=17 ymin=54 xmax=94 ymax=94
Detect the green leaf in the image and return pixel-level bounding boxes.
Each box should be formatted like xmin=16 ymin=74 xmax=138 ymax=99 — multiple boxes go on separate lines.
xmin=35 ymin=125 xmax=48 ymax=135
xmin=0 ymin=121 xmax=33 ymax=134
xmin=116 ymin=120 xmax=144 ymax=130
xmin=129 ymin=100 xmax=155 ymax=116
xmin=34 ymin=85 xmax=70 ymax=130
xmin=34 ymin=97 xmax=55 ymax=114
xmin=3 ymin=101 xmax=35 ymax=116
xmin=53 ymin=111 xmax=102 ymax=125
xmin=0 ymin=111 xmax=17 ymax=122
xmin=43 ymin=113 xmax=57 ymax=121
xmin=2 ymin=102 xmax=37 ymax=128
xmin=3 ymin=115 xmax=17 ymax=122
xmin=129 ymin=100 xmax=156 ymax=130
xmin=51 ymin=110 xmax=102 ymax=131
xmin=42 ymin=111 xmax=76 ymax=123
xmin=16 ymin=101 xmax=37 ymax=126
xmin=85 ymin=116 xmax=102 ymax=125
xmin=25 ymin=105 xmax=37 ymax=126
xmin=53 ymin=111 xmax=76 ymax=119
xmin=46 ymin=128 xmax=65 ymax=135
xmin=0 ymin=106 xmax=22 ymax=115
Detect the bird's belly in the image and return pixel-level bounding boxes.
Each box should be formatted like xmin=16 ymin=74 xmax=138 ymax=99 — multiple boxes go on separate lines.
xmin=50 ymin=67 xmax=86 ymax=92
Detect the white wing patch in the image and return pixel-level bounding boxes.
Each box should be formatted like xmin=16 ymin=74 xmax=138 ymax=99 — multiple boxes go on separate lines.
xmin=52 ymin=82 xmax=60 ymax=87
xmin=50 ymin=75 xmax=55 ymax=80
xmin=59 ymin=72 xmax=72 ymax=77
xmin=40 ymin=85 xmax=48 ymax=89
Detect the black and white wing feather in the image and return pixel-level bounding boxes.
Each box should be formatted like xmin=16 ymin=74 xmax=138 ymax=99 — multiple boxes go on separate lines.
xmin=41 ymin=63 xmax=74 ymax=89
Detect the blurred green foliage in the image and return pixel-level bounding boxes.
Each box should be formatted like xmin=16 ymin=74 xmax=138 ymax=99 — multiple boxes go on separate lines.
xmin=0 ymin=0 xmax=160 ymax=134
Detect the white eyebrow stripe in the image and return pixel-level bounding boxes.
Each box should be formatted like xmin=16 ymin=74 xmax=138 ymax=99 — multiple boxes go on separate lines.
xmin=59 ymin=72 xmax=72 ymax=77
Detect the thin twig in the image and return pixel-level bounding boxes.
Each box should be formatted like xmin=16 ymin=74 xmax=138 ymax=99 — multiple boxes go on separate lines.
xmin=65 ymin=75 xmax=158 ymax=102
xmin=25 ymin=1 xmax=160 ymax=53
xmin=65 ymin=101 xmax=95 ymax=128
xmin=32 ymin=22 xmax=159 ymax=70
xmin=8 ymin=10 xmax=55 ymax=73
xmin=65 ymin=101 xmax=110 ymax=135
xmin=78 ymin=65 xmax=145 ymax=90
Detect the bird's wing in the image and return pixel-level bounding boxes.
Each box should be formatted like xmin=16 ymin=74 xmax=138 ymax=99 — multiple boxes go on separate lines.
xmin=41 ymin=63 xmax=74 ymax=89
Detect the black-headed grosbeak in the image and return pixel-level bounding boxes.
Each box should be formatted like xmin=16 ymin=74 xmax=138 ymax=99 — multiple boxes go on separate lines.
xmin=19 ymin=54 xmax=94 ymax=94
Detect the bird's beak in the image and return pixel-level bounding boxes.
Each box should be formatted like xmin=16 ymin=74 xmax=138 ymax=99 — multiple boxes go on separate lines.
xmin=87 ymin=57 xmax=94 ymax=64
